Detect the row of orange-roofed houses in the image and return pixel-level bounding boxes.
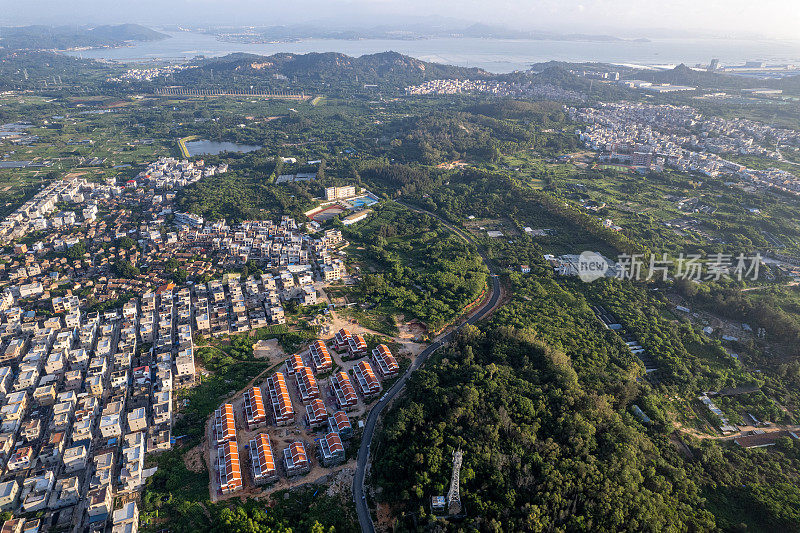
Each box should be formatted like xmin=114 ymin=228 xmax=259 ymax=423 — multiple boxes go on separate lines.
xmin=213 ymin=403 xmax=242 ymax=495
xmin=212 ymin=332 xmax=403 ymax=494
xmin=288 ymin=331 xmax=400 ymax=408
xmin=212 ymin=398 xmax=354 ymax=493
xmin=213 ymin=402 xmax=308 ymax=493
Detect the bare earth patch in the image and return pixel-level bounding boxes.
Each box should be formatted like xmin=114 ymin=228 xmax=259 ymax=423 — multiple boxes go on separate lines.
xmin=252 ymin=338 xmax=286 ymax=361
xmin=183 ymin=444 xmax=206 ymax=473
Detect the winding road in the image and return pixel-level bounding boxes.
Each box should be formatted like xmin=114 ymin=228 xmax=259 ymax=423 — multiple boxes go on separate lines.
xmin=353 ymin=202 xmax=502 ymax=532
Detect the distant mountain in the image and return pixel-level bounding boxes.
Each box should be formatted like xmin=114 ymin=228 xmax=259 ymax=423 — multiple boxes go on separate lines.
xmin=175 ymin=51 xmax=492 ymax=87
xmin=0 ymin=24 xmax=169 ymax=50
xmin=208 ymin=23 xmax=633 ymax=44
xmin=85 ymin=24 xmax=168 ymax=43
xmin=528 ymin=60 xmax=636 ymax=74
xmin=459 ymin=23 xmax=626 ymax=42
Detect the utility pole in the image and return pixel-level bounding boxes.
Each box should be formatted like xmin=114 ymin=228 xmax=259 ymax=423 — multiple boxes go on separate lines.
xmin=446 ymin=449 xmax=463 ymax=515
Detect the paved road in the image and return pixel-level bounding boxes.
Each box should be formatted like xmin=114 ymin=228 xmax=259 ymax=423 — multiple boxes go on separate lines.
xmin=353 ymin=202 xmax=501 ymax=533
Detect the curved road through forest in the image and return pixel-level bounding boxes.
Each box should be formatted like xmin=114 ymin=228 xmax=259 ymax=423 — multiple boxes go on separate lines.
xmin=353 ymin=201 xmax=501 ymax=532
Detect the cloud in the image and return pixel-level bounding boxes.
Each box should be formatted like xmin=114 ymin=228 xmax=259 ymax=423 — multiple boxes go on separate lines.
xmin=0 ymin=0 xmax=798 ymax=39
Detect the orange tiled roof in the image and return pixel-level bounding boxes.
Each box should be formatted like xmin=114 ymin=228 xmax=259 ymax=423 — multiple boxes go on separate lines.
xmin=331 ymin=410 xmax=351 ymax=431
xmin=350 ymin=334 xmax=367 ymax=351
xmin=297 ymin=366 xmax=319 ymax=400
xmin=333 ymin=371 xmax=358 ymax=406
xmin=310 ymin=340 xmax=332 ymax=370
xmin=289 ymin=441 xmax=307 ymax=465
xmin=325 ymin=432 xmax=344 ymax=454
xmin=372 ymin=344 xmax=399 ymax=375
xmin=288 ymin=352 xmax=304 ymax=373
xmin=306 ymin=398 xmax=328 ymax=423
xmin=250 ymin=433 xmax=275 ymax=478
xmin=219 ymin=440 xmax=242 ymax=492
xmin=355 ymin=361 xmax=381 ymax=394
xmin=215 ymin=403 xmax=237 ymax=442
xmin=244 ymin=386 xmax=266 ymax=425
xmin=267 ymin=372 xmax=294 ymax=422
xmin=335 ymin=328 xmax=352 ymax=345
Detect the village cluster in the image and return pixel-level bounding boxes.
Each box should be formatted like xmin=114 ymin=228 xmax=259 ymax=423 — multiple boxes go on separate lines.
xmin=0 ymin=157 xmax=228 ymax=246
xmin=0 ymin=155 xmax=349 ymax=315
xmin=0 ymin=147 xmax=368 ymax=530
xmin=0 ymin=221 xmax=349 ymax=531
xmin=212 ymin=329 xmax=400 ymax=496
xmin=571 ymin=102 xmax=800 ymax=193
xmin=105 ymin=65 xmax=193 ymax=83
xmin=404 ymin=79 xmax=585 ymax=101
xmin=0 ymin=283 xmax=191 ymax=533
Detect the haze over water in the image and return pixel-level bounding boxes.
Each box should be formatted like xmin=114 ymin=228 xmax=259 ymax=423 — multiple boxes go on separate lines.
xmin=65 ymin=30 xmax=800 ymax=73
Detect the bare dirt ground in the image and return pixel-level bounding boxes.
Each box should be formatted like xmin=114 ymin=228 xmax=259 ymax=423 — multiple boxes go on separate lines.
xmin=252 ymin=338 xmax=286 ymax=361
xmin=183 ymin=444 xmax=205 ymax=473
xmin=325 ymin=466 xmax=355 ymax=497
xmin=674 ymin=419 xmax=800 ymax=441
xmin=436 ymin=160 xmax=469 ymax=170
xmin=326 ymin=311 xmax=426 ymax=361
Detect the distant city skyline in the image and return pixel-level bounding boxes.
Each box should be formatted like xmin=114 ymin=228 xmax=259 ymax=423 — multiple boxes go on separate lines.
xmin=0 ymin=0 xmax=799 ymax=40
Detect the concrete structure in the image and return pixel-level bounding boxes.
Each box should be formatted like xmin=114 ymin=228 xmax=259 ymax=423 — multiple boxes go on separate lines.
xmin=295 ymin=366 xmax=320 ymax=402
xmin=214 ymin=404 xmax=236 ymax=444
xmin=243 ymin=386 xmax=266 ymax=428
xmin=331 ymin=371 xmax=358 ymax=410
xmin=309 ymin=340 xmax=332 ymax=373
xmin=318 ymin=432 xmax=345 ymax=466
xmin=305 ymin=398 xmax=328 ymax=429
xmin=324 ymin=185 xmax=356 ymax=201
xmin=283 ymin=441 xmax=310 ymax=476
xmin=0 ymin=480 xmax=18 ymax=510
xmin=112 ymin=501 xmax=139 ymax=533
xmin=328 ymin=411 xmax=352 ymax=439
xmin=353 ymin=361 xmax=381 ymax=398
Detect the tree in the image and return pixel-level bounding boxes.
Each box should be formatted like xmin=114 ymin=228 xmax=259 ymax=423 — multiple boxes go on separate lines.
xmin=65 ymin=241 xmax=86 ymax=260
xmin=116 ymin=236 xmax=137 ymax=250
xmin=113 ymin=259 xmax=140 ymax=279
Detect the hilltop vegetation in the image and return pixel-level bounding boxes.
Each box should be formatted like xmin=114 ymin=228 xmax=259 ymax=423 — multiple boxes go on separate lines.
xmin=374 ymin=320 xmax=716 ymax=531
xmin=174 ymin=151 xmax=317 ymax=222
xmin=173 ymin=51 xmax=491 ymax=90
xmin=342 ymin=203 xmax=488 ymax=332
xmin=0 ymin=49 xmax=111 ymax=90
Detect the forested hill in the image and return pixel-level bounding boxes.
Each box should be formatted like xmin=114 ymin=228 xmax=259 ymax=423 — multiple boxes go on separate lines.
xmin=0 ymin=24 xmax=169 ymax=50
xmin=174 ymin=51 xmax=492 ymax=86
xmin=637 ymin=64 xmax=764 ymax=90
xmin=503 ymin=65 xmax=632 ymax=99
xmin=633 ymin=64 xmax=800 ymax=96
xmin=528 ymin=61 xmax=800 ymax=97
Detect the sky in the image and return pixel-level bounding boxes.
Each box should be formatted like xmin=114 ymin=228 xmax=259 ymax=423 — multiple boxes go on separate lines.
xmin=1 ymin=0 xmax=799 ymax=40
